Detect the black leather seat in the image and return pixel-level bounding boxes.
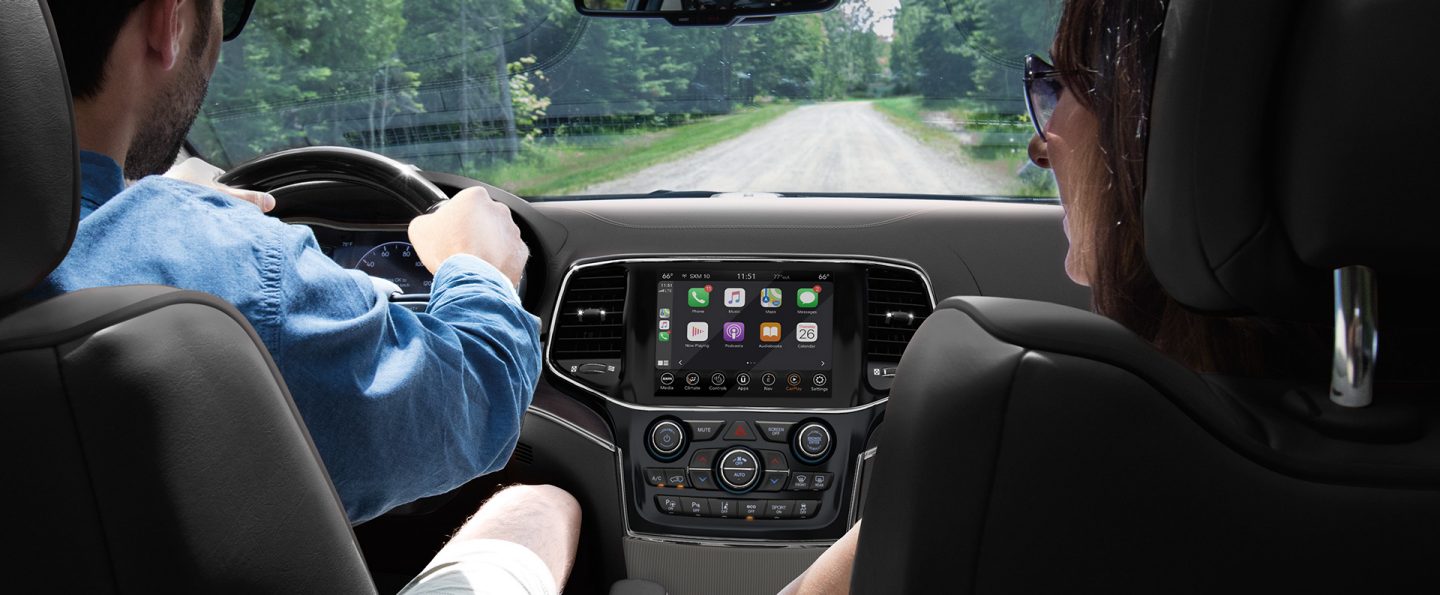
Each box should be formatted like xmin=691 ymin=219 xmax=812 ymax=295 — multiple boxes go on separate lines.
xmin=0 ymin=2 xmax=375 ymax=591
xmin=852 ymin=0 xmax=1440 ymax=592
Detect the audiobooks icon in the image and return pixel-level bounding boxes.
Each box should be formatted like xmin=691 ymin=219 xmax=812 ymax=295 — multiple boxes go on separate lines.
xmin=760 ymin=322 xmax=782 ymax=343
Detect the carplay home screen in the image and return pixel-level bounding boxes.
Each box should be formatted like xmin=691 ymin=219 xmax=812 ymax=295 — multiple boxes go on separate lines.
xmin=655 ymin=270 xmax=834 ymax=396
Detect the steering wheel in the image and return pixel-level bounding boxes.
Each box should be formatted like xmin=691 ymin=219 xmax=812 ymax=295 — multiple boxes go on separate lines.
xmin=218 ymin=146 xmax=449 ymax=215
xmin=218 ymin=145 xmax=534 ymax=309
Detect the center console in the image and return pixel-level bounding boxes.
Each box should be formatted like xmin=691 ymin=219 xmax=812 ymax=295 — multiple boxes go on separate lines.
xmin=548 ymin=257 xmax=933 ymax=542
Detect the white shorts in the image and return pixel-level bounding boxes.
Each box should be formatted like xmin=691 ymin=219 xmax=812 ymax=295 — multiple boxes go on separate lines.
xmin=398 ymin=539 xmax=558 ymax=595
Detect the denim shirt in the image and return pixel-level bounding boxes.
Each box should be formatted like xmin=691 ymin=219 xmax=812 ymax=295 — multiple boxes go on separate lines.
xmin=34 ymin=152 xmax=543 ymax=523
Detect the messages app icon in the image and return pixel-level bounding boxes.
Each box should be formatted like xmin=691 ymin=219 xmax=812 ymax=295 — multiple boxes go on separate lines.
xmin=797 ymin=287 xmax=819 ymax=309
xmin=687 ymin=288 xmax=710 ymax=308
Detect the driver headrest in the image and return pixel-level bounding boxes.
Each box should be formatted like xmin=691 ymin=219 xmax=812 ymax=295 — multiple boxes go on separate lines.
xmin=1145 ymin=0 xmax=1440 ymax=320
xmin=0 ymin=0 xmax=79 ymax=305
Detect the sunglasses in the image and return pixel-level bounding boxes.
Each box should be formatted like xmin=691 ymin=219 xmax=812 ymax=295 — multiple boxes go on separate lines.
xmin=222 ymin=0 xmax=257 ymax=41
xmin=1022 ymin=54 xmax=1066 ymax=141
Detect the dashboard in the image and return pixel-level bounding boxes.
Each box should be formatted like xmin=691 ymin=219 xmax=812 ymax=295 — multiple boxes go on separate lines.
xmin=279 ymin=172 xmax=1085 ymax=593
xmin=543 ymin=257 xmax=933 ymax=542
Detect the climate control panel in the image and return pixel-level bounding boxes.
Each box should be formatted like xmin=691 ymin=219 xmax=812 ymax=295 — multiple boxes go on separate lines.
xmin=625 ymin=410 xmax=870 ymax=540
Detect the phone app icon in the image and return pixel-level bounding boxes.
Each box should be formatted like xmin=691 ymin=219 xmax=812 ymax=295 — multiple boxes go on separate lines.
xmin=659 ymin=308 xmax=671 ymax=319
xmin=724 ymin=288 xmax=746 ymax=308
xmin=760 ymin=322 xmax=782 ymax=343
xmin=687 ymin=288 xmax=710 ymax=308
xmin=723 ymin=322 xmax=745 ymax=343
xmin=659 ymin=331 xmax=670 ymax=342
xmin=659 ymin=320 xmax=670 ymax=330
xmin=797 ymin=287 xmax=820 ymax=309
xmin=796 ymin=322 xmax=819 ymax=343
xmin=760 ymin=288 xmax=783 ymax=308
xmin=687 ymin=322 xmax=709 ymax=342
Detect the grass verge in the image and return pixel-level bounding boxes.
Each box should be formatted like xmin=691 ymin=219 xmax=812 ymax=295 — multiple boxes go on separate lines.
xmin=470 ymin=103 xmax=798 ymax=197
xmin=872 ymin=96 xmax=1056 ymax=197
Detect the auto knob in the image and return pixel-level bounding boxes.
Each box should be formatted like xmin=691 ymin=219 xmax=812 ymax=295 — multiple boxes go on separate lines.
xmin=717 ymin=446 xmax=761 ymax=492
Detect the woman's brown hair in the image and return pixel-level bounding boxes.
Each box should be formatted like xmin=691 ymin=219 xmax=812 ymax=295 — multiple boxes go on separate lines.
xmin=1050 ymin=0 xmax=1319 ymax=375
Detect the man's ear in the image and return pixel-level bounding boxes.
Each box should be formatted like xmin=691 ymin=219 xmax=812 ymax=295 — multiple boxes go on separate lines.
xmin=141 ymin=0 xmax=186 ymax=72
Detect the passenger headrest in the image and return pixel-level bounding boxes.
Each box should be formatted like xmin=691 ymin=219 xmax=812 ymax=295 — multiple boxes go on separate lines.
xmin=1145 ymin=0 xmax=1440 ymax=320
xmin=0 ymin=1 xmax=78 ymax=305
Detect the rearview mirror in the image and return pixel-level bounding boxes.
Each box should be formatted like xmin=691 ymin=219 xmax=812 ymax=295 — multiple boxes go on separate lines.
xmin=574 ymin=0 xmax=839 ymax=27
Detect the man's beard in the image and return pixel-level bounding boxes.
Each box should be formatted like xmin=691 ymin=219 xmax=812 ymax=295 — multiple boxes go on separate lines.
xmin=124 ymin=55 xmax=212 ymax=180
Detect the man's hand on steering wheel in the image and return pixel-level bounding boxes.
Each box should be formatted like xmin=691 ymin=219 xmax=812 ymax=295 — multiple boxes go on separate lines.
xmin=166 ymin=157 xmax=277 ymax=213
xmin=408 ymin=187 xmax=529 ymax=291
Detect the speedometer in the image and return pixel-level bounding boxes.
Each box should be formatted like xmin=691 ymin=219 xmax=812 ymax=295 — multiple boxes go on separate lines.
xmin=356 ymin=241 xmax=431 ymax=294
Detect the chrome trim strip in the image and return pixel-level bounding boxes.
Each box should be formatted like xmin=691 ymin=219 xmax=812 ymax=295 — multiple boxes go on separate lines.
xmin=545 ymin=255 xmax=937 ymax=413
xmin=527 ymin=405 xmax=616 ymax=452
xmin=283 ymin=218 xmax=410 ymax=232
xmin=1331 ymin=265 xmax=1378 ymax=408
xmin=847 ymin=447 xmax=877 ymax=527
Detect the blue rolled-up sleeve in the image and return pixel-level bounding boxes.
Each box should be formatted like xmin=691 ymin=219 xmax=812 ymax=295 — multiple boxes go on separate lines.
xmin=266 ymin=224 xmax=542 ymax=523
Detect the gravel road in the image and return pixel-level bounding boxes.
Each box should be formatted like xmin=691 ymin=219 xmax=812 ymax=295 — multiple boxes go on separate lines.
xmin=578 ymin=101 xmax=1017 ymax=196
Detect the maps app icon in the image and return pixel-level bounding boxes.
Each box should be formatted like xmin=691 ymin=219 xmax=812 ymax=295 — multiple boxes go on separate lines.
xmin=760 ymin=288 xmax=782 ymax=308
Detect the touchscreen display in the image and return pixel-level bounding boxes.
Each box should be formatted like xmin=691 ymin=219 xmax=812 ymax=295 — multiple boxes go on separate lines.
xmin=655 ymin=270 xmax=833 ymax=396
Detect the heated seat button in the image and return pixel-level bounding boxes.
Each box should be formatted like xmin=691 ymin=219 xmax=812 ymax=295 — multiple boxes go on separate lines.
xmin=688 ymin=469 xmax=716 ymax=491
xmin=755 ymin=421 xmax=793 ymax=443
xmin=643 ymin=468 xmax=668 ymax=487
xmin=679 ymin=497 xmax=710 ymax=517
xmin=793 ymin=500 xmax=821 ymax=519
xmin=765 ymin=500 xmax=794 ymax=519
xmin=656 ymin=495 xmax=681 ymax=514
xmin=709 ymin=498 xmax=738 ymax=518
xmin=725 ymin=421 xmax=757 ymax=441
xmin=738 ymin=500 xmax=764 ymax=518
xmin=758 ymin=470 xmax=789 ymax=492
xmin=686 ymin=420 xmax=725 ymax=442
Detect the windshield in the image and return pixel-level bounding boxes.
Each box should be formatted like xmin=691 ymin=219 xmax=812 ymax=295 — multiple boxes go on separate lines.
xmin=189 ymin=0 xmax=1060 ymax=199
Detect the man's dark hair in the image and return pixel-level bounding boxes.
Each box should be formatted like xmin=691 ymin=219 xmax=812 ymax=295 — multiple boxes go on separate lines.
xmin=46 ymin=0 xmax=214 ymax=100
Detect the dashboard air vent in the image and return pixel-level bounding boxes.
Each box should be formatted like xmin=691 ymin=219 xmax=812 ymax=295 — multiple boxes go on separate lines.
xmin=551 ymin=266 xmax=627 ymax=390
xmin=865 ymin=266 xmax=933 ymax=390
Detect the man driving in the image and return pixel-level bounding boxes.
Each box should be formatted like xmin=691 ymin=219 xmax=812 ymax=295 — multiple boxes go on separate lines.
xmin=36 ymin=1 xmax=581 ymax=587
xmin=35 ymin=1 xmax=580 ymax=591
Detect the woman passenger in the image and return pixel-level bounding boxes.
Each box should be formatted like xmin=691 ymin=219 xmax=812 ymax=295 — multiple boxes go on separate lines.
xmin=780 ymin=0 xmax=1321 ymax=592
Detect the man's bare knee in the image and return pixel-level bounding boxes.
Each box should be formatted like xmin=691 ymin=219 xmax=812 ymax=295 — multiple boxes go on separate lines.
xmin=464 ymin=484 xmax=580 ymax=534
xmin=443 ymin=484 xmax=582 ymax=590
